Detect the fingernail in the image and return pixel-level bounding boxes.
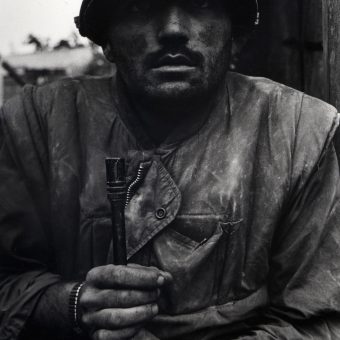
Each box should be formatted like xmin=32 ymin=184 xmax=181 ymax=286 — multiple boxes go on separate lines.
xmin=157 ymin=276 xmax=165 ymax=286
xmin=152 ymin=304 xmax=159 ymax=314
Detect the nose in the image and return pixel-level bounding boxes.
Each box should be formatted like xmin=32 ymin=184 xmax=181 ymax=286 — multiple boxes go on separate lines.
xmin=158 ymin=6 xmax=189 ymax=46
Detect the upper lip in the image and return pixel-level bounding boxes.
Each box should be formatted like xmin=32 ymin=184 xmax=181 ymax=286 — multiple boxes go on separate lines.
xmin=153 ymin=54 xmax=196 ymax=68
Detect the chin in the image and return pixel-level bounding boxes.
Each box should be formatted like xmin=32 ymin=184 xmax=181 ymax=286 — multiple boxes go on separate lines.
xmin=143 ymin=81 xmax=207 ymax=103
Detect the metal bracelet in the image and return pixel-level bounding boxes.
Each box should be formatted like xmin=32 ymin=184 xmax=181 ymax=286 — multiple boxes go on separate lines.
xmin=68 ymin=281 xmax=86 ymax=335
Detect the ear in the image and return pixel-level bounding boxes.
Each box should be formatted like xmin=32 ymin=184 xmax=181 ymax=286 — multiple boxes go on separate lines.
xmin=231 ymin=35 xmax=248 ymax=58
xmin=230 ymin=34 xmax=249 ymax=70
xmin=103 ymin=43 xmax=115 ymax=63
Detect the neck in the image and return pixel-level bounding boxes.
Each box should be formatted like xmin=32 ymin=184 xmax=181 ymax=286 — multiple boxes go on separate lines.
xmin=119 ymin=76 xmax=229 ymax=146
xmin=135 ymin=98 xmax=204 ymax=145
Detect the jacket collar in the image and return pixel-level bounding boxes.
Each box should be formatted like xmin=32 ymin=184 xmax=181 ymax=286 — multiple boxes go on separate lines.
xmin=110 ymin=72 xmax=231 ymax=153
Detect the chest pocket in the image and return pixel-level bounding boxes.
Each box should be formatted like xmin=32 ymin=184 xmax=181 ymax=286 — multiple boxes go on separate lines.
xmin=152 ymin=214 xmax=244 ymax=314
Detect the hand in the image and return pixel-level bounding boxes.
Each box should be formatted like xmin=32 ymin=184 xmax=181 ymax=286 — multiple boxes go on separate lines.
xmin=79 ymin=264 xmax=172 ymax=340
xmin=132 ymin=328 xmax=160 ymax=340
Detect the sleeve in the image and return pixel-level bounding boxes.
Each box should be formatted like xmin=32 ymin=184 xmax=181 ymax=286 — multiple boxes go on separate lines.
xmin=0 ymin=88 xmax=61 ymax=340
xmin=227 ymin=96 xmax=340 ymax=339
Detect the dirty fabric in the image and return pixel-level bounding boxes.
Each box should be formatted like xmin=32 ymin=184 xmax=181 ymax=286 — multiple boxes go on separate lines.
xmin=0 ymin=72 xmax=340 ymax=340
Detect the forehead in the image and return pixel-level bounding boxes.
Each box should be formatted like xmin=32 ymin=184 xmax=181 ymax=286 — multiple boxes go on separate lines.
xmin=110 ymin=0 xmax=230 ymax=26
xmin=118 ymin=0 xmax=225 ymax=5
xmin=114 ymin=0 xmax=228 ymax=12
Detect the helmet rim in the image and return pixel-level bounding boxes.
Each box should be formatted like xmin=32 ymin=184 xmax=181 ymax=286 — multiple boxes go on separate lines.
xmin=75 ymin=0 xmax=260 ymax=46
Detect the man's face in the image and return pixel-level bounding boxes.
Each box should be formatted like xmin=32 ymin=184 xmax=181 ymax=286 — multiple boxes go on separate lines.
xmin=106 ymin=0 xmax=232 ymax=102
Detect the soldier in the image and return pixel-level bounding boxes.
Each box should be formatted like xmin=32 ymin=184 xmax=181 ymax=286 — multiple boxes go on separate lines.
xmin=1 ymin=0 xmax=340 ymax=339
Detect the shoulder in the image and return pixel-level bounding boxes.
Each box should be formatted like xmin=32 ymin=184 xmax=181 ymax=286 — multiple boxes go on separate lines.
xmin=227 ymin=72 xmax=339 ymax=186
xmin=2 ymin=75 xmax=114 ymax=119
xmin=227 ymin=72 xmax=302 ymax=103
xmin=228 ymin=71 xmax=338 ymax=123
xmin=35 ymin=74 xmax=113 ymax=96
xmin=34 ymin=75 xmax=114 ymax=117
xmin=1 ymin=75 xmax=115 ymax=137
xmin=1 ymin=75 xmax=116 ymax=159
xmin=227 ymin=72 xmax=339 ymax=149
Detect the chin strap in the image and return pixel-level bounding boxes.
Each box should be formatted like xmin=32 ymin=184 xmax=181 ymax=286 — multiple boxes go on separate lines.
xmin=254 ymin=0 xmax=260 ymax=26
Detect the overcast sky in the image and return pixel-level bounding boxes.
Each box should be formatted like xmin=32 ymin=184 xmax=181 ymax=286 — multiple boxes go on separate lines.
xmin=0 ymin=0 xmax=86 ymax=56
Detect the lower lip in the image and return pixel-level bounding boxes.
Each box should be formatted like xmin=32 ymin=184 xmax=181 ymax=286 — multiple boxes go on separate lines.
xmin=152 ymin=65 xmax=196 ymax=72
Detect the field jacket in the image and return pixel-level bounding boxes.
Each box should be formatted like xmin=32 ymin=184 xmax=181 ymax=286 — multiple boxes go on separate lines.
xmin=1 ymin=72 xmax=340 ymax=339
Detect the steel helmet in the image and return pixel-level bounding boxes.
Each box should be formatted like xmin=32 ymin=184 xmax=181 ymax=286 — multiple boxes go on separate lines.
xmin=75 ymin=0 xmax=260 ymax=46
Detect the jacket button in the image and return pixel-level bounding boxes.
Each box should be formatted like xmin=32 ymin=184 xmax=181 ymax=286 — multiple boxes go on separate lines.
xmin=155 ymin=208 xmax=167 ymax=220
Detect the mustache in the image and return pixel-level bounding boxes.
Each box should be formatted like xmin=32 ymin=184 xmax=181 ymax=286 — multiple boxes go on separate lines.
xmin=145 ymin=48 xmax=204 ymax=69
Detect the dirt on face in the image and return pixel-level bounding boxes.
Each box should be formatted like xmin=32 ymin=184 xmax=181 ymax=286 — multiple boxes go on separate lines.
xmin=106 ymin=0 xmax=232 ymax=104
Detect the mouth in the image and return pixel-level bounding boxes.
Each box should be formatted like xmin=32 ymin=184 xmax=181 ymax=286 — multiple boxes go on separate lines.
xmin=152 ymin=54 xmax=196 ymax=70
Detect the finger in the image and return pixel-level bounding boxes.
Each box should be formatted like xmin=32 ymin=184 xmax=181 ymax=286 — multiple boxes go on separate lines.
xmin=127 ymin=264 xmax=173 ymax=285
xmin=86 ymin=265 xmax=164 ymax=289
xmin=132 ymin=328 xmax=159 ymax=340
xmin=149 ymin=268 xmax=173 ymax=284
xmin=81 ymin=286 xmax=159 ymax=309
xmin=92 ymin=327 xmax=140 ymax=340
xmin=83 ymin=304 xmax=159 ymax=329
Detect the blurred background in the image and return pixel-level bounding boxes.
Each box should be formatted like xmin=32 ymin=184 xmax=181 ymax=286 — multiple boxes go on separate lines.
xmin=0 ymin=0 xmax=113 ymax=105
xmin=0 ymin=0 xmax=339 ymax=124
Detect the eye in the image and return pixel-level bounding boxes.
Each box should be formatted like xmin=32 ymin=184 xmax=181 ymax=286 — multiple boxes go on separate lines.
xmin=191 ymin=0 xmax=211 ymax=9
xmin=127 ymin=0 xmax=151 ymax=13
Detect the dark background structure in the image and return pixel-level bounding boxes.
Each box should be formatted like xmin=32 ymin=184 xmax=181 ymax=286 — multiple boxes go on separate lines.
xmin=237 ymin=0 xmax=322 ymax=99
xmin=234 ymin=0 xmax=340 ymax=153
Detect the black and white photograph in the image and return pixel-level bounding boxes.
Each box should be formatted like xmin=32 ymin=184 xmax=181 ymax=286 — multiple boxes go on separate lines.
xmin=0 ymin=0 xmax=340 ymax=339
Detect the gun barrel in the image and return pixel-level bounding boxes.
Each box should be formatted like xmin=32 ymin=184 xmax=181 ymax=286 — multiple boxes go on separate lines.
xmin=105 ymin=158 xmax=127 ymax=265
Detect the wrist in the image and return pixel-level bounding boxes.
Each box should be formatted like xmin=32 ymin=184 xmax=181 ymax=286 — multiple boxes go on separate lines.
xmin=29 ymin=281 xmax=77 ymax=337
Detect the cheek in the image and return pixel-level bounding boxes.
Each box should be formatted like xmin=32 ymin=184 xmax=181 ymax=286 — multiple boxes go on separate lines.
xmin=198 ymin=24 xmax=217 ymax=47
xmin=197 ymin=23 xmax=231 ymax=71
xmin=113 ymin=32 xmax=148 ymax=61
xmin=198 ymin=23 xmax=231 ymax=49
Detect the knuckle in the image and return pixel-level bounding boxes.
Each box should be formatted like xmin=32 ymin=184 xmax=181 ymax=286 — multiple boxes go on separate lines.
xmin=92 ymin=330 xmax=104 ymax=340
xmin=80 ymin=286 xmax=101 ymax=309
xmin=147 ymin=292 xmax=157 ymax=303
xmin=93 ymin=329 xmax=137 ymax=340
xmin=115 ymin=266 xmax=131 ymax=286
xmin=120 ymin=290 xmax=131 ymax=302
xmin=128 ymin=263 xmax=141 ymax=268
xmin=146 ymin=304 xmax=154 ymax=317
xmin=86 ymin=267 xmax=100 ymax=282
xmin=110 ymin=290 xmax=120 ymax=307
xmin=107 ymin=264 xmax=116 ymax=272
xmin=111 ymin=311 xmax=123 ymax=326
xmin=148 ymin=266 xmax=161 ymax=276
xmin=113 ymin=265 xmax=124 ymax=281
xmin=121 ymin=327 xmax=139 ymax=338
xmin=122 ymin=290 xmax=151 ymax=307
xmin=147 ymin=271 xmax=159 ymax=283
xmin=105 ymin=264 xmax=116 ymax=281
xmin=103 ymin=311 xmax=114 ymax=326
xmin=96 ymin=289 xmax=108 ymax=305
xmin=107 ymin=310 xmax=125 ymax=328
xmin=137 ymin=291 xmax=150 ymax=304
xmin=86 ymin=271 xmax=94 ymax=282
xmin=147 ymin=304 xmax=158 ymax=317
xmin=79 ymin=287 xmax=92 ymax=306
xmin=88 ymin=265 xmax=119 ymax=286
xmin=148 ymin=266 xmax=160 ymax=273
xmin=81 ymin=313 xmax=91 ymax=326
xmin=134 ymin=305 xmax=154 ymax=322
